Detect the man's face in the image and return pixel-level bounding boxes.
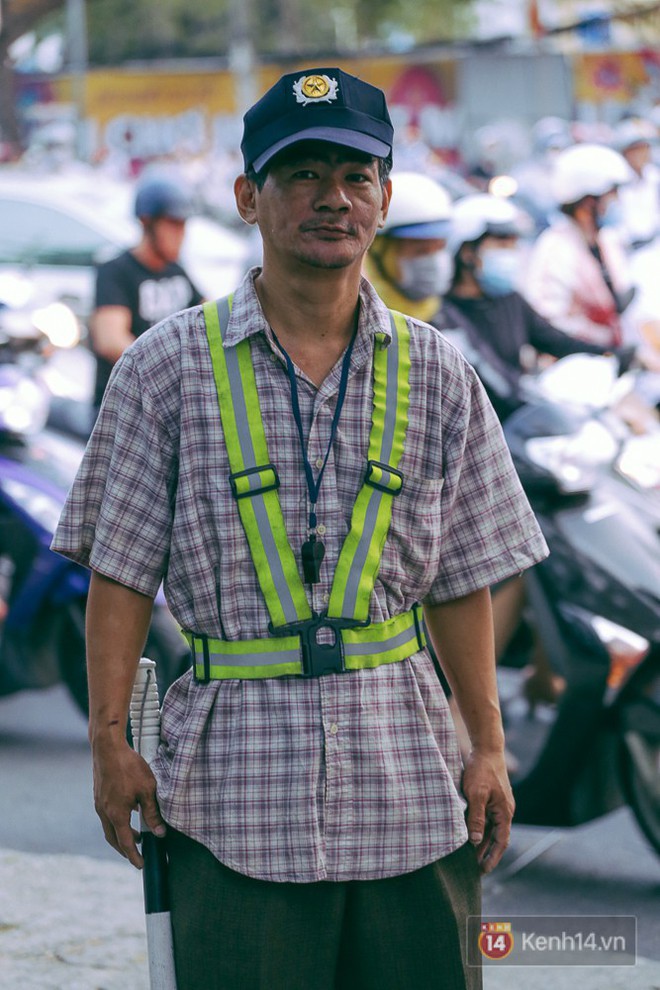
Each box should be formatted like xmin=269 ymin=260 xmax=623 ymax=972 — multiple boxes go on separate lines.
xmin=237 ymin=142 xmax=390 ymax=272
xmin=146 ymin=216 xmax=187 ymax=263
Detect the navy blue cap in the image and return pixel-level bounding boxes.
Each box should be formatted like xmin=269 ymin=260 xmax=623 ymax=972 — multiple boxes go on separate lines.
xmin=241 ymin=67 xmax=393 ymax=173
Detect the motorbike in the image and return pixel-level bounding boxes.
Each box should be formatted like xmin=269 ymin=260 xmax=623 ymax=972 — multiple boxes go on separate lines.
xmin=0 ymin=291 xmax=191 ymax=716
xmin=497 ymin=355 xmax=660 ymax=856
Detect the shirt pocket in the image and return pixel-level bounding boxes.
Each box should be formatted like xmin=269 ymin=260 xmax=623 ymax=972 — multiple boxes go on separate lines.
xmin=387 ymin=476 xmax=445 ymax=595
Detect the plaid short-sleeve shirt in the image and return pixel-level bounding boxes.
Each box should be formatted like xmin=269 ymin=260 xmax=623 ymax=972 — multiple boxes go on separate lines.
xmin=53 ymin=270 xmax=548 ymax=882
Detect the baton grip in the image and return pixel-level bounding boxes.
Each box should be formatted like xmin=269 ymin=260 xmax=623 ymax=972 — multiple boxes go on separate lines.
xmin=129 ymin=657 xmax=178 ymax=990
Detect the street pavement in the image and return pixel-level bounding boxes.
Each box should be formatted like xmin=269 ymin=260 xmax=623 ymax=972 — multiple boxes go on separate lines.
xmin=2 ymin=840 xmax=660 ymax=989
xmin=1 ymin=686 xmax=659 ymax=989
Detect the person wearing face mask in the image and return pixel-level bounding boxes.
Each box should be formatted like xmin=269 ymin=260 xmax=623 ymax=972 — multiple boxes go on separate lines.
xmin=612 ymin=118 xmax=660 ymax=250
xmin=440 ymin=194 xmax=623 ymax=421
xmin=524 ymin=144 xmax=636 ymax=350
xmin=364 ymin=171 xmax=454 ymax=324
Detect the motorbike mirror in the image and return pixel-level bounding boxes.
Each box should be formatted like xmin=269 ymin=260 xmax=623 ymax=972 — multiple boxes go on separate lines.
xmin=532 ymin=354 xmax=620 ymax=410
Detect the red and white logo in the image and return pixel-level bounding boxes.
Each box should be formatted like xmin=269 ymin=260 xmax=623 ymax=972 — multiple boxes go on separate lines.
xmin=478 ymin=921 xmax=514 ymax=960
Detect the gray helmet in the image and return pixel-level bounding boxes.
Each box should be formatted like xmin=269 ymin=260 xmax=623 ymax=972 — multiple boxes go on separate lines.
xmin=134 ymin=178 xmax=194 ymax=220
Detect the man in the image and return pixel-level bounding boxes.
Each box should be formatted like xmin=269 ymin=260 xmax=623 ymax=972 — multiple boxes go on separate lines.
xmin=524 ymin=143 xmax=635 ymax=349
xmin=53 ymin=68 xmax=548 ymax=990
xmin=91 ymin=176 xmax=203 ymax=411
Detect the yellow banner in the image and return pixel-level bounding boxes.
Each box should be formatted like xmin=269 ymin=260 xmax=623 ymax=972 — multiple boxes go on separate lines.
xmin=574 ymin=52 xmax=649 ymax=102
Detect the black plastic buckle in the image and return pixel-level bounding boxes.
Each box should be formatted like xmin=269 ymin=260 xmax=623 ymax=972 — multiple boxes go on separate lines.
xmin=189 ymin=632 xmax=211 ymax=683
xmin=365 ymin=459 xmax=404 ymax=496
xmin=412 ymin=603 xmax=425 ymax=652
xmin=269 ymin=613 xmax=371 ymax=678
xmin=229 ymin=464 xmax=280 ymax=500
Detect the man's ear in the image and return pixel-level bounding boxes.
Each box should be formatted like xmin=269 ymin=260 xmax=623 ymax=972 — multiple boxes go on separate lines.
xmin=234 ymin=174 xmax=258 ymax=225
xmin=377 ymin=178 xmax=392 ymax=229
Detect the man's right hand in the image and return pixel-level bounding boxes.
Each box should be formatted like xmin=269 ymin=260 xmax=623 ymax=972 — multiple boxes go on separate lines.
xmin=86 ymin=571 xmax=161 ymax=869
xmin=92 ymin=736 xmax=166 ymax=869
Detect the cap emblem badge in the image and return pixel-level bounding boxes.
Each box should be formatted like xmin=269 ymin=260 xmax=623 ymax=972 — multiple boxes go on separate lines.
xmin=293 ymin=74 xmax=338 ymax=106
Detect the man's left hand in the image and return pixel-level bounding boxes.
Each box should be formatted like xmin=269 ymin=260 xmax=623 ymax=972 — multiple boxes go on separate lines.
xmin=462 ymin=748 xmax=515 ymax=874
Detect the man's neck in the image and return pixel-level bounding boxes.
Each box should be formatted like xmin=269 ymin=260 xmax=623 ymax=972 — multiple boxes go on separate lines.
xmin=254 ymin=262 xmax=361 ymax=385
xmin=132 ymin=239 xmax=169 ymax=273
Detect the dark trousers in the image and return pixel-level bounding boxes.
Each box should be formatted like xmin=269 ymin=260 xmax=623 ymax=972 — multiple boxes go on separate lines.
xmin=166 ymin=829 xmax=482 ymax=990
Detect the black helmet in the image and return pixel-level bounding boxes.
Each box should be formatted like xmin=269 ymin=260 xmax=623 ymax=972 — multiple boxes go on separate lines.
xmin=134 ymin=178 xmax=194 ymax=220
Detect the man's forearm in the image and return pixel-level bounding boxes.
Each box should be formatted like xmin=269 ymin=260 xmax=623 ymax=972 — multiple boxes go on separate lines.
xmin=86 ymin=570 xmax=154 ymax=744
xmin=423 ymin=588 xmax=504 ymax=753
xmin=86 ymin=571 xmax=166 ymax=866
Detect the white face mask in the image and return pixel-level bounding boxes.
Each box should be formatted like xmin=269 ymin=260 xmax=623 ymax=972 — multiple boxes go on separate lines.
xmin=475 ymin=246 xmax=521 ymax=297
xmin=398 ymin=249 xmax=454 ymax=301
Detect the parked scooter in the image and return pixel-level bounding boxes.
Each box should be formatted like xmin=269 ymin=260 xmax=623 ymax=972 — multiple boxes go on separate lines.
xmin=0 ymin=311 xmax=190 ymax=716
xmin=498 ymin=358 xmax=660 ymax=856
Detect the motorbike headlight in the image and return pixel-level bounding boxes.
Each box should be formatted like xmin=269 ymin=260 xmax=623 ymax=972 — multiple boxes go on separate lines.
xmin=525 ymin=421 xmax=619 ymax=494
xmin=617 ymin=434 xmax=660 ymax=490
xmin=0 ymin=477 xmax=63 ymax=534
xmin=560 ymin=603 xmax=650 ymax=691
xmin=590 ymin=615 xmax=650 ymax=690
xmin=0 ymin=372 xmax=49 ymax=436
xmin=32 ymin=302 xmax=80 ymax=349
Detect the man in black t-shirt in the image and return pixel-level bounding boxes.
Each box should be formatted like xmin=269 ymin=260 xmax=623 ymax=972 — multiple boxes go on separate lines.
xmin=92 ymin=178 xmax=203 ymax=408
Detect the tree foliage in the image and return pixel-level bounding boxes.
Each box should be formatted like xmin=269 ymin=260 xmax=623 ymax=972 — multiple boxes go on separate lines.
xmin=3 ymin=0 xmax=469 ymax=67
xmin=1 ymin=0 xmax=470 ymax=146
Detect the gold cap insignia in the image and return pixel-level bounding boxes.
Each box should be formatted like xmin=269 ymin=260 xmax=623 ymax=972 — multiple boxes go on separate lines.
xmin=293 ymin=74 xmax=339 ymax=106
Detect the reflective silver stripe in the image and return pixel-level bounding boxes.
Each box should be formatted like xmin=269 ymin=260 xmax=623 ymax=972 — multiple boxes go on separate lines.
xmin=376 ymin=469 xmax=394 ymax=490
xmin=343 ymin=624 xmax=418 ymax=657
xmin=194 ymin=620 xmax=419 ymax=666
xmin=340 ymin=488 xmax=384 ymax=616
xmin=206 ymin=648 xmax=301 ymax=666
xmin=216 ymin=301 xmax=302 ymax=627
xmin=380 ymin=311 xmax=400 ymax=465
xmin=338 ymin=313 xmax=401 ymax=617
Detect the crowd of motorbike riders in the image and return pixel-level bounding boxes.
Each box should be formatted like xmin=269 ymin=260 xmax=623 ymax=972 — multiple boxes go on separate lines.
xmin=1 ymin=110 xmax=659 ymax=843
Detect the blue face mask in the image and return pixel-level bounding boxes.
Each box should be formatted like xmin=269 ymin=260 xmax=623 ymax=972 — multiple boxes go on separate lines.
xmin=475 ymin=247 xmax=521 ymax=297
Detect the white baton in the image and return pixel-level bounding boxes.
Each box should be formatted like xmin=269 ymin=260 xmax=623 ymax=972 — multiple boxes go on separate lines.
xmin=130 ymin=658 xmax=177 ymax=990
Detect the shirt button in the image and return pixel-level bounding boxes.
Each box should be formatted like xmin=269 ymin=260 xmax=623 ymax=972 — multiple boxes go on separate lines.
xmin=322 ymin=592 xmax=329 ymax=604
xmin=317 ymin=524 xmax=326 ymax=536
xmin=329 ymin=723 xmax=339 ymax=735
xmin=269 ymin=353 xmax=278 ymax=362
xmin=315 ymin=457 xmax=324 ymax=469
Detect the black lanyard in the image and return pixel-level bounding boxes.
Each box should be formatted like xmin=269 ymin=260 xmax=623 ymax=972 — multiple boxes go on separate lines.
xmin=271 ymin=327 xmax=356 ymax=583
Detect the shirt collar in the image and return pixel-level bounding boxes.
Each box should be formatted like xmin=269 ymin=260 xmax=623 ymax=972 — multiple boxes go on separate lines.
xmin=223 ymin=267 xmax=395 ymax=349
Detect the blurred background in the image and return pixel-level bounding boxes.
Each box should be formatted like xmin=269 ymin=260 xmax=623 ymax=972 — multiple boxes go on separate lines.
xmin=0 ymin=1 xmax=659 ymax=984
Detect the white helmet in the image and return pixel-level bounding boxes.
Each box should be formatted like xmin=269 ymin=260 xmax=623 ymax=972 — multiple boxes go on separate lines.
xmin=380 ymin=171 xmax=453 ymax=239
xmin=551 ymin=143 xmax=633 ymax=205
xmin=611 ymin=117 xmax=657 ymax=153
xmin=448 ymin=194 xmax=522 ymax=256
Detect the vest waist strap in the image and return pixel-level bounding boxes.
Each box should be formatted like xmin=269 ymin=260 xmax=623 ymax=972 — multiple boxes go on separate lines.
xmin=186 ymin=606 xmax=426 ymax=681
